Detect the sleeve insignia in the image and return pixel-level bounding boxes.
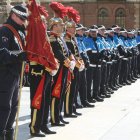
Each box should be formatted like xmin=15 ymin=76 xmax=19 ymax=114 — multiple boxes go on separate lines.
xmin=86 ymin=43 xmax=89 ymax=46
xmin=2 ymin=36 xmax=8 ymax=42
xmin=49 ymin=35 xmax=56 ymax=42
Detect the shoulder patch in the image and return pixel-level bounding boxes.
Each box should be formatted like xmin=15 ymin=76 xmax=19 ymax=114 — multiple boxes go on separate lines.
xmin=49 ymin=35 xmax=56 ymax=42
xmin=64 ymin=35 xmax=71 ymax=42
xmin=2 ymin=36 xmax=8 ymax=42
xmin=86 ymin=43 xmax=89 ymax=46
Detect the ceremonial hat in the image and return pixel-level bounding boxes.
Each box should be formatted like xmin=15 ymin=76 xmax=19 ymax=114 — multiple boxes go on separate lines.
xmin=49 ymin=2 xmax=67 ymax=29
xmin=11 ymin=5 xmax=28 ymax=21
xmin=127 ymin=30 xmax=133 ymax=34
xmin=106 ymin=28 xmax=115 ymax=33
xmin=76 ymin=24 xmax=86 ymax=30
xmin=98 ymin=25 xmax=106 ymax=30
xmin=120 ymin=28 xmax=127 ymax=33
xmin=112 ymin=25 xmax=121 ymax=29
xmin=89 ymin=25 xmax=98 ymax=32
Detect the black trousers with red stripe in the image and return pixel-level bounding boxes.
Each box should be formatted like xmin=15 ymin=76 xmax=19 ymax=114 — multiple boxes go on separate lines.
xmin=29 ymin=64 xmax=51 ymax=133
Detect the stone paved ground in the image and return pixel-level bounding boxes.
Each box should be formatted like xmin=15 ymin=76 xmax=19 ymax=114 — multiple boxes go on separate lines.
xmin=15 ymin=79 xmax=140 ymax=140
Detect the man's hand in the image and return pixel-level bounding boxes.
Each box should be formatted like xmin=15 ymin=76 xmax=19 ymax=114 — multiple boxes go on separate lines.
xmin=70 ymin=60 xmax=76 ymax=71
xmin=50 ymin=70 xmax=58 ymax=76
xmin=17 ymin=51 xmax=28 ymax=62
xmin=79 ymin=64 xmax=85 ymax=72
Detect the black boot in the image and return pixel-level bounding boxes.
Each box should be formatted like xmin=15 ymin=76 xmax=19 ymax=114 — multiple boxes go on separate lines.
xmin=5 ymin=129 xmax=14 ymax=140
xmin=0 ymin=132 xmax=5 ymax=140
xmin=100 ymin=87 xmax=111 ymax=98
xmin=92 ymin=91 xmax=104 ymax=102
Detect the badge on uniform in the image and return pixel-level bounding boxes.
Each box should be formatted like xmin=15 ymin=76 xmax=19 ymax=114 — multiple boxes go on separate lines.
xmin=86 ymin=43 xmax=89 ymax=46
xmin=2 ymin=37 xmax=8 ymax=42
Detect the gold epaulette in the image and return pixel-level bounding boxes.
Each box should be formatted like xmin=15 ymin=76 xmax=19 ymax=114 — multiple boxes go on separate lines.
xmin=64 ymin=35 xmax=71 ymax=42
xmin=49 ymin=35 xmax=56 ymax=42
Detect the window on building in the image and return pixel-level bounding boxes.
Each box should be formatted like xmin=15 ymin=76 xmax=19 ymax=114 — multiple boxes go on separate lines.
xmin=98 ymin=8 xmax=108 ymax=28
xmin=115 ymin=8 xmax=126 ymax=28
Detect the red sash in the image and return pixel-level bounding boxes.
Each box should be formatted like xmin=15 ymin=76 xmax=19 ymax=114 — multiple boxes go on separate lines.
xmin=51 ymin=66 xmax=63 ymax=98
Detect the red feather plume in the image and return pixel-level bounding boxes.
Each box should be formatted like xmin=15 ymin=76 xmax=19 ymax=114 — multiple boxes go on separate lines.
xmin=66 ymin=6 xmax=80 ymax=24
xmin=49 ymin=2 xmax=67 ymax=20
xmin=38 ymin=5 xmax=49 ymax=18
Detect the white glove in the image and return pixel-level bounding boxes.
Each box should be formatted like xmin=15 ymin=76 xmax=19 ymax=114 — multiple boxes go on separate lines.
xmin=50 ymin=70 xmax=58 ymax=76
xmin=70 ymin=61 xmax=76 ymax=71
xmin=79 ymin=64 xmax=85 ymax=72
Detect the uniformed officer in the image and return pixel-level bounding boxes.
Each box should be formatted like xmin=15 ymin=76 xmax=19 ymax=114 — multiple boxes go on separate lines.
xmin=83 ymin=25 xmax=105 ymax=102
xmin=119 ymin=28 xmax=132 ymax=85
xmin=136 ymin=29 xmax=140 ymax=74
xmin=112 ymin=25 xmax=126 ymax=86
xmin=49 ymin=19 xmax=75 ymax=125
xmin=64 ymin=19 xmax=85 ymax=117
xmin=75 ymin=24 xmax=95 ymax=107
xmin=0 ymin=5 xmax=28 ymax=140
xmin=28 ymin=4 xmax=59 ymax=136
xmin=81 ymin=28 xmax=89 ymax=40
xmin=97 ymin=25 xmax=111 ymax=98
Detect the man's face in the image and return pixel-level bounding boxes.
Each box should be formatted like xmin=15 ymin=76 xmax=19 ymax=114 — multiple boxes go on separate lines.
xmin=56 ymin=23 xmax=64 ymax=33
xmin=76 ymin=29 xmax=84 ymax=36
xmin=109 ymin=32 xmax=114 ymax=37
xmin=85 ymin=32 xmax=89 ymax=36
xmin=89 ymin=31 xmax=97 ymax=37
xmin=98 ymin=29 xmax=105 ymax=36
xmin=114 ymin=28 xmax=120 ymax=33
xmin=121 ymin=32 xmax=127 ymax=37
xmin=67 ymin=27 xmax=76 ymax=35
xmin=12 ymin=13 xmax=26 ymax=25
xmin=128 ymin=34 xmax=133 ymax=38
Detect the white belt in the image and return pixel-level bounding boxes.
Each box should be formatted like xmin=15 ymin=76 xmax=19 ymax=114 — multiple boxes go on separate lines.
xmin=90 ymin=64 xmax=101 ymax=67
xmin=122 ymin=58 xmax=128 ymax=60
xmin=107 ymin=61 xmax=112 ymax=64
xmin=92 ymin=50 xmax=97 ymax=53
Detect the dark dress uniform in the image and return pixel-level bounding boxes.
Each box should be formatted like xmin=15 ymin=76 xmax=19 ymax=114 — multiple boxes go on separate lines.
xmin=64 ymin=32 xmax=83 ymax=116
xmin=49 ymin=32 xmax=73 ymax=125
xmin=29 ymin=62 xmax=54 ymax=136
xmin=0 ymin=16 xmax=27 ymax=138
xmin=75 ymin=33 xmax=94 ymax=107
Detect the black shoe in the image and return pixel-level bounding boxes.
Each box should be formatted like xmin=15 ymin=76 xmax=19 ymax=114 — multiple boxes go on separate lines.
xmin=51 ymin=123 xmax=65 ymax=126
xmin=109 ymin=85 xmax=118 ymax=91
xmin=74 ymin=112 xmax=82 ymax=116
xmin=64 ymin=114 xmax=77 ymax=118
xmin=76 ymin=103 xmax=83 ymax=109
xmin=93 ymin=96 xmax=104 ymax=102
xmin=119 ymin=81 xmax=126 ymax=86
xmin=124 ymin=80 xmax=131 ymax=85
xmin=60 ymin=118 xmax=69 ymax=124
xmin=128 ymin=79 xmax=135 ymax=83
xmin=132 ymin=76 xmax=137 ymax=80
xmin=99 ymin=94 xmax=106 ymax=98
xmin=30 ymin=130 xmax=46 ymax=137
xmin=5 ymin=129 xmax=14 ymax=140
xmin=116 ymin=83 xmax=123 ymax=87
xmin=0 ymin=132 xmax=5 ymax=140
xmin=41 ymin=127 xmax=56 ymax=134
xmin=106 ymin=88 xmax=114 ymax=94
xmin=82 ymin=102 xmax=95 ymax=107
xmin=135 ymin=74 xmax=140 ymax=78
xmin=88 ymin=98 xmax=96 ymax=103
xmin=102 ymin=93 xmax=111 ymax=98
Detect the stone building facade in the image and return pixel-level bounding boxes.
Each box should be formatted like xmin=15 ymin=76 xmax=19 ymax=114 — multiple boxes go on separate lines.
xmin=1 ymin=0 xmax=140 ymax=30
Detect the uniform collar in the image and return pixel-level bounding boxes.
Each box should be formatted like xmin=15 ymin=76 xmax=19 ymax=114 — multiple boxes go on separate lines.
xmin=66 ymin=32 xmax=75 ymax=38
xmin=51 ymin=31 xmax=61 ymax=37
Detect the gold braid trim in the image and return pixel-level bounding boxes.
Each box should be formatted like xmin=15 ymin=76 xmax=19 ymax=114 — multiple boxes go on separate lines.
xmin=64 ymin=58 xmax=71 ymax=68
xmin=75 ymin=60 xmax=82 ymax=68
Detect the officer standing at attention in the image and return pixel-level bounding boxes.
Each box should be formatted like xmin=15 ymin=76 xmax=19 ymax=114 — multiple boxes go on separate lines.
xmin=83 ymin=25 xmax=104 ymax=102
xmin=0 ymin=5 xmax=28 ymax=140
xmin=75 ymin=24 xmax=95 ymax=107
xmin=49 ymin=2 xmax=76 ymax=126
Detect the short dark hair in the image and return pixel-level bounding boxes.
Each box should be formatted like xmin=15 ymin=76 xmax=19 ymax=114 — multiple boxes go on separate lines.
xmin=50 ymin=24 xmax=57 ymax=31
xmin=9 ymin=10 xmax=14 ymax=17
